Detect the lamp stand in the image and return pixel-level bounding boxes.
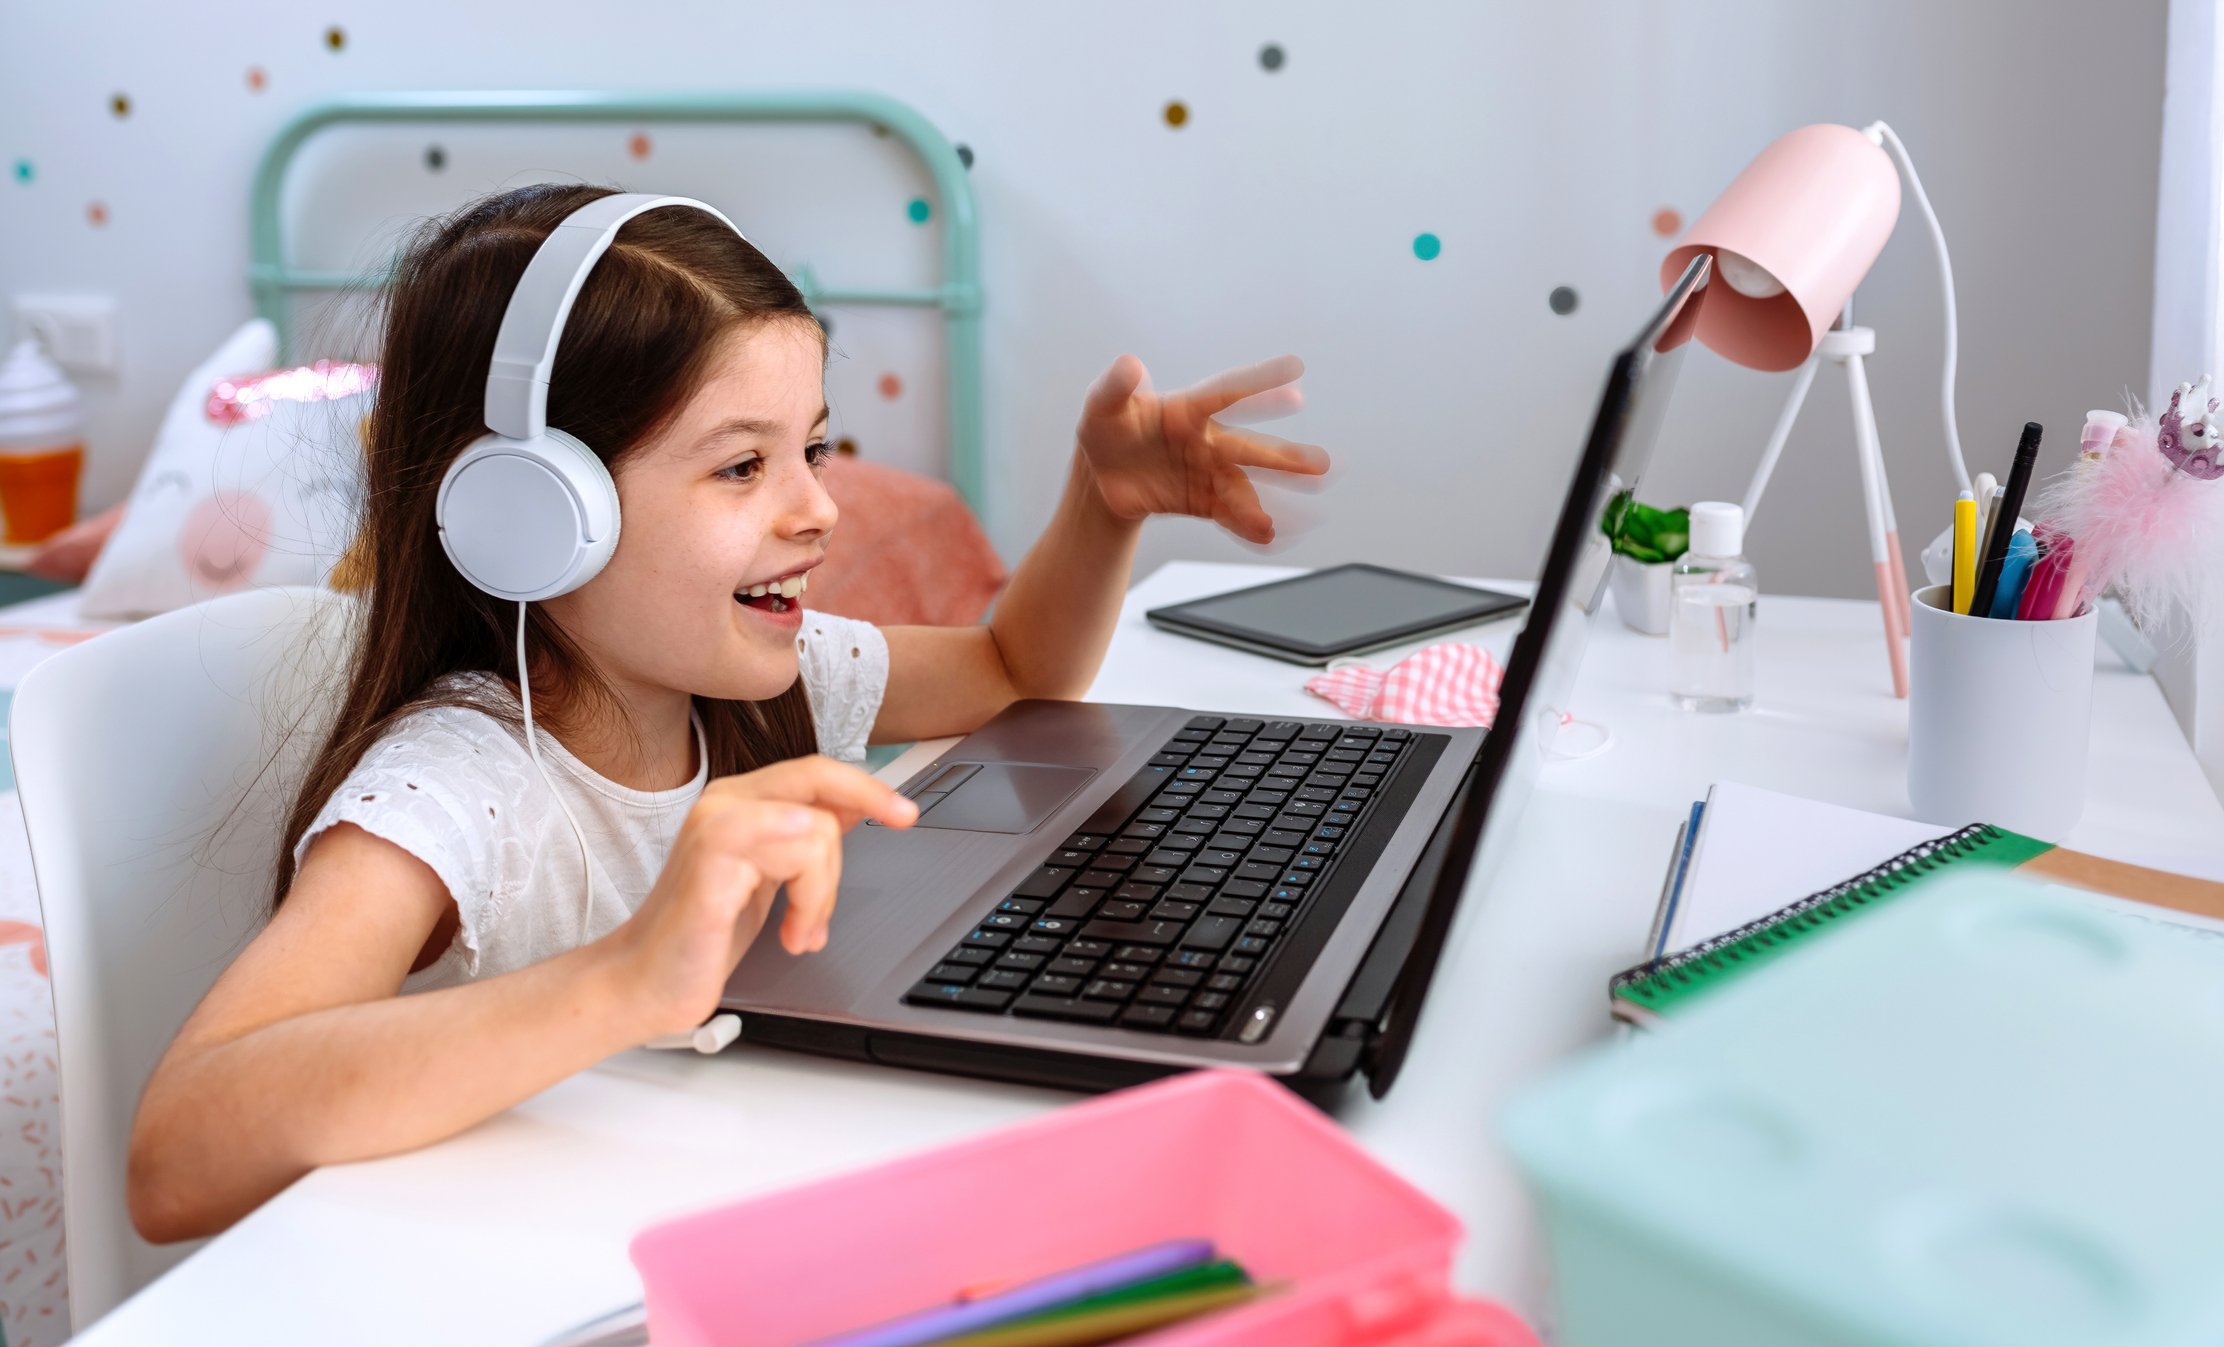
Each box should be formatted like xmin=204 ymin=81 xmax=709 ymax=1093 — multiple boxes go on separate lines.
xmin=1742 ymin=324 xmax=1914 ymax=698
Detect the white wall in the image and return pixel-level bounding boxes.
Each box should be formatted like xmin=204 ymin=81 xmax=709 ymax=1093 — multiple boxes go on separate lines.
xmin=0 ymin=0 xmax=2166 ymax=600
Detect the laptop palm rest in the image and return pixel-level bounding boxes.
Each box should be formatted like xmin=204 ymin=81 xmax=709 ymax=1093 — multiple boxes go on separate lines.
xmin=909 ymin=763 xmax=1095 ymax=834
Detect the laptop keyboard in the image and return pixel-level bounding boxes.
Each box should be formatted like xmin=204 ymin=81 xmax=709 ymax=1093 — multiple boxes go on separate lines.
xmin=903 ymin=716 xmax=1430 ymax=1037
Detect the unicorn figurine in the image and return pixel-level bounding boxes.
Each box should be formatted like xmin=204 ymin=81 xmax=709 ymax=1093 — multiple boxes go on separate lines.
xmin=2157 ymin=375 xmax=2224 ymax=479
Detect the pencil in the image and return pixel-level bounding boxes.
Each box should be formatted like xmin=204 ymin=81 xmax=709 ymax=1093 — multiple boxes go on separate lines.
xmin=1969 ymin=422 xmax=2043 ymax=618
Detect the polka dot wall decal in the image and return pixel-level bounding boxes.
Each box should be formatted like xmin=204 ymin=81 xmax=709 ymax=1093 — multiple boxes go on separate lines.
xmin=1548 ymin=286 xmax=1579 ymax=315
xmin=956 ymin=143 xmax=974 ymax=169
xmin=877 ymin=373 xmax=903 ymax=400
xmin=1163 ymin=100 xmax=1189 ymax=128
xmin=12 ymin=161 xmax=31 ymax=185
xmin=424 ymin=145 xmax=446 ymax=172
xmin=325 ymin=25 xmax=346 ymax=51
xmin=1412 ymin=232 xmax=1441 ymax=261
xmin=628 ymin=132 xmax=652 ymax=160
xmin=906 ymin=197 xmax=931 ymax=224
xmin=1651 ymin=207 xmax=1682 ymax=237
xmin=834 ymin=436 xmax=858 ymax=456
xmin=110 ymin=93 xmax=131 ymax=118
xmin=1259 ymin=43 xmax=1285 ymax=71
xmin=246 ymin=66 xmax=268 ymax=92
xmin=87 ymin=202 xmax=109 ymax=227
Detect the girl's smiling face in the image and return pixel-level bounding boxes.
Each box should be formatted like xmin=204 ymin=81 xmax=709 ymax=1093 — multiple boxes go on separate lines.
xmin=546 ymin=318 xmax=837 ymax=706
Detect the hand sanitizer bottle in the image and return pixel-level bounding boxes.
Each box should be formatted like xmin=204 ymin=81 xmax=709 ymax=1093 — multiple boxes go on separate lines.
xmin=1669 ymin=501 xmax=1758 ymax=712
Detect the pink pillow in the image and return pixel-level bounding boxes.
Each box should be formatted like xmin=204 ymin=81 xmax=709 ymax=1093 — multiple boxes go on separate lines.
xmin=806 ymin=456 xmax=1005 ymax=626
xmin=24 ymin=501 xmax=122 ymax=583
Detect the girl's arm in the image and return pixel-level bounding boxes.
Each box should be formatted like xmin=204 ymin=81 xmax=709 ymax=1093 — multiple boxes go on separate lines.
xmin=871 ymin=452 xmax=1139 ymax=740
xmin=130 ymin=760 xmax=912 ymax=1242
xmin=871 ymin=354 xmax=1326 ymax=743
xmin=130 ymin=823 xmax=659 ymax=1240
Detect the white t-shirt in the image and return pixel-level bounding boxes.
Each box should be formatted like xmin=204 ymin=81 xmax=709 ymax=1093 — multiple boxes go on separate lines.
xmin=293 ymin=612 xmax=890 ymax=992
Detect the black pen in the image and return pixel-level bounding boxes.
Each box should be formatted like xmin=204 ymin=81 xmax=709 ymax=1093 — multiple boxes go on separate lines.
xmin=1969 ymin=421 xmax=2043 ymax=618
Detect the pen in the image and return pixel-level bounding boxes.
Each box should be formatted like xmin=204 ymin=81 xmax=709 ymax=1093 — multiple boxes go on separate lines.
xmin=1971 ymin=470 xmax=1999 ymax=549
xmin=1969 ymin=422 xmax=2042 ymax=618
xmin=2045 ymin=411 xmax=2119 ymax=621
xmin=2051 ymin=539 xmax=2089 ymax=620
xmin=2018 ymin=530 xmax=2072 ymax=620
xmin=1988 ymin=529 xmax=2039 ymax=619
xmin=1950 ymin=489 xmax=1977 ymax=614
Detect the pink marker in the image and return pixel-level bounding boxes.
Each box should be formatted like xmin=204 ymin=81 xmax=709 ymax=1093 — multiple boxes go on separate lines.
xmin=2051 ymin=546 xmax=2090 ymax=619
xmin=2018 ymin=531 xmax=2071 ymax=620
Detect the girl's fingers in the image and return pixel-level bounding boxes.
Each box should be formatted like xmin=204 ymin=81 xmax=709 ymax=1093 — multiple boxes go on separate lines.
xmin=1082 ymin=355 xmax=1148 ymax=419
xmin=1212 ymin=383 xmax=1304 ymax=425
xmin=696 ymin=798 xmax=820 ymax=856
xmin=1183 ymin=355 xmax=1305 ymax=418
xmin=668 ymin=834 xmax=772 ymax=920
xmin=1247 ymin=463 xmax=1333 ymax=496
xmin=776 ymin=816 xmax=843 ymax=955
xmin=682 ymin=800 xmax=842 ymax=954
xmin=1214 ymin=426 xmax=1331 ymax=477
xmin=720 ymin=756 xmax=918 ymax=831
xmin=1212 ymin=465 xmax=1276 ymax=545
xmin=1236 ymin=477 xmax=1327 ymax=554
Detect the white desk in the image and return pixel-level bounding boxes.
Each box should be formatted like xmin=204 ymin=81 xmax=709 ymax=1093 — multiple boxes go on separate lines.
xmin=82 ymin=562 xmax=2224 ymax=1345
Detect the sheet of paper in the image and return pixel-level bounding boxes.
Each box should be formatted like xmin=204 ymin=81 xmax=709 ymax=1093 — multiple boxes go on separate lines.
xmin=2053 ymin=885 xmax=2224 ymax=947
xmin=1668 ymin=782 xmax=1946 ymax=952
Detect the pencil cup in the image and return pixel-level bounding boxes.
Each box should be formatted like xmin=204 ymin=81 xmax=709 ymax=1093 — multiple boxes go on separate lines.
xmin=1907 ymin=583 xmax=2095 ymax=841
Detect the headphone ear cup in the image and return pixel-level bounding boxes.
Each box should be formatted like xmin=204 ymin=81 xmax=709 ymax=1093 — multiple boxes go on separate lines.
xmin=436 ymin=429 xmax=620 ymax=602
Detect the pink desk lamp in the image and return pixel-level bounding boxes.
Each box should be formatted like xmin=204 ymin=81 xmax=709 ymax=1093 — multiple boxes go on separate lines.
xmin=1662 ymin=122 xmax=1969 ymax=698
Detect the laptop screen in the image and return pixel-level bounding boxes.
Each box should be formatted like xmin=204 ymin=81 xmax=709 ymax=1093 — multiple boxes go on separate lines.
xmin=1365 ymin=254 xmax=1712 ymax=1096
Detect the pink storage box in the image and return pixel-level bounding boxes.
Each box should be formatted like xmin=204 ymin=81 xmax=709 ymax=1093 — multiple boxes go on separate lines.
xmin=630 ymin=1070 xmax=1537 ymax=1347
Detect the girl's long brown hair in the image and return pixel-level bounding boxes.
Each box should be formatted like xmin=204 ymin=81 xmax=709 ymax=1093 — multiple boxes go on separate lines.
xmin=274 ymin=184 xmax=822 ymax=905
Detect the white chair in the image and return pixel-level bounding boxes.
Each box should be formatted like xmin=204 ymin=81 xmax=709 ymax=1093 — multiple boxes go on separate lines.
xmin=10 ymin=586 xmax=354 ymax=1331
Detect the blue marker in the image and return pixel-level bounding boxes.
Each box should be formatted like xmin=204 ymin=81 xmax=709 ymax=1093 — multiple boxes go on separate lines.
xmin=1987 ymin=530 xmax=2040 ymax=620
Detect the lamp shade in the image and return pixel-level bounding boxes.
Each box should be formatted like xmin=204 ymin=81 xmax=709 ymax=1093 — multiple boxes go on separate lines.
xmin=1661 ymin=124 xmax=1901 ymax=371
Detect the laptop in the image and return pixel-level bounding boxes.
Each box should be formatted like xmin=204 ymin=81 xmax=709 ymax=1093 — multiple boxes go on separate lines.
xmin=720 ymin=255 xmax=1712 ymax=1097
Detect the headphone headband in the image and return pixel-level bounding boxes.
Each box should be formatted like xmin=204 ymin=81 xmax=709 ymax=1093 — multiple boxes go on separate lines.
xmin=482 ymin=193 xmax=745 ymax=440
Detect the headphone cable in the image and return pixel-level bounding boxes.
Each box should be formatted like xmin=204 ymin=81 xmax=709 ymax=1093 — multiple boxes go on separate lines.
xmin=517 ymin=600 xmax=598 ymax=945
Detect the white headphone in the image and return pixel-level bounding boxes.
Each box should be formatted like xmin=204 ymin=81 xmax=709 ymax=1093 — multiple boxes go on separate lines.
xmin=431 ymin=194 xmax=746 ymax=1055
xmin=436 ymin=192 xmax=747 ymax=601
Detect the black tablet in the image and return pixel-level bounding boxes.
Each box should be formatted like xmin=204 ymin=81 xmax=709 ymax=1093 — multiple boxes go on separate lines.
xmin=1144 ymin=563 xmax=1529 ymax=666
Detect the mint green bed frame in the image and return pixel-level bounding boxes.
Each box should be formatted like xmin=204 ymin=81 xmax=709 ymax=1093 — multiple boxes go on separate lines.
xmin=247 ymin=90 xmax=986 ymax=514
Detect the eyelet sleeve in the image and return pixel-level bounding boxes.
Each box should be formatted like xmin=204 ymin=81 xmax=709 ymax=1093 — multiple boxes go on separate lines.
xmin=290 ymin=710 xmax=523 ymax=978
xmin=794 ymin=612 xmax=889 ymax=763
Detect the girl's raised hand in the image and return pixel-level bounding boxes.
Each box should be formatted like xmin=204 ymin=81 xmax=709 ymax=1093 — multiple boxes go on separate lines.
xmin=607 ymin=757 xmax=916 ymax=1037
xmin=1075 ymin=354 xmax=1331 ymax=545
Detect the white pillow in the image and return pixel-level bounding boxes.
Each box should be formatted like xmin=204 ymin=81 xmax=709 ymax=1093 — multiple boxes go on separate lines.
xmin=82 ymin=320 xmax=369 ymax=619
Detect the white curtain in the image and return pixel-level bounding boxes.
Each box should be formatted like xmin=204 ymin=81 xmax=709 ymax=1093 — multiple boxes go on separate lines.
xmin=2150 ymin=0 xmax=2224 ymax=798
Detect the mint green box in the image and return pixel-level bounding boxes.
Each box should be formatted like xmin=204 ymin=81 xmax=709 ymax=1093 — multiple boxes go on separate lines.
xmin=1502 ymin=875 xmax=2224 ymax=1347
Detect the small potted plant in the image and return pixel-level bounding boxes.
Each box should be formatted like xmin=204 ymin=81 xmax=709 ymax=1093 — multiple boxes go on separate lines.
xmin=1601 ymin=491 xmax=1689 ymax=635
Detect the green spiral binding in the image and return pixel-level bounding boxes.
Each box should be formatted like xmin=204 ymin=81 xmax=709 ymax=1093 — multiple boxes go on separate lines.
xmin=1611 ymin=822 xmax=2052 ymax=1020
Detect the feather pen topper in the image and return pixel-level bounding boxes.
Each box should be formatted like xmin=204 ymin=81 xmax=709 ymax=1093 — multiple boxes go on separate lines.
xmin=2029 ymin=376 xmax=2224 ymax=632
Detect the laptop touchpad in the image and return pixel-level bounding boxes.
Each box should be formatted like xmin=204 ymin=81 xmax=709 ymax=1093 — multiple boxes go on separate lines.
xmin=910 ymin=763 xmax=1095 ymax=834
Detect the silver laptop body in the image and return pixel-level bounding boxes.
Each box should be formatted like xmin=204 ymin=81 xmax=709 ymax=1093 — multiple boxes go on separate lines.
xmin=719 ymin=702 xmax=1482 ymax=1075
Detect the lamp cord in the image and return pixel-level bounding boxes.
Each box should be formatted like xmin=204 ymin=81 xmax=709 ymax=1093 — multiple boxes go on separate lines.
xmin=517 ymin=600 xmax=597 ymax=945
xmin=1866 ymin=120 xmax=1970 ymax=494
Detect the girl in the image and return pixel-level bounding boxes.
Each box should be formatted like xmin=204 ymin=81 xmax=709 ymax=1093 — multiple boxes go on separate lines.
xmin=127 ymin=184 xmax=1325 ymax=1241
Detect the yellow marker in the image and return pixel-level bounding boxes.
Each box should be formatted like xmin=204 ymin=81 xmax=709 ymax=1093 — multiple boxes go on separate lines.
xmin=1951 ymin=489 xmax=1978 ymax=614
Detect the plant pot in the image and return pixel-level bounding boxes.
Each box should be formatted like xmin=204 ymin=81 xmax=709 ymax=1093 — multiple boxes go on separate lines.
xmin=1610 ymin=555 xmax=1673 ymax=635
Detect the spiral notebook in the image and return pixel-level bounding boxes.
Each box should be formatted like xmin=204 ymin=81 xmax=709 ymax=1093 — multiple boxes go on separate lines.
xmin=1610 ymin=782 xmax=2224 ymax=1026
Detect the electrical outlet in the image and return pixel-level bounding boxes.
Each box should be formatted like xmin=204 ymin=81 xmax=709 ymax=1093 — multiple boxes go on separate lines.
xmin=14 ymin=294 xmax=119 ymax=375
